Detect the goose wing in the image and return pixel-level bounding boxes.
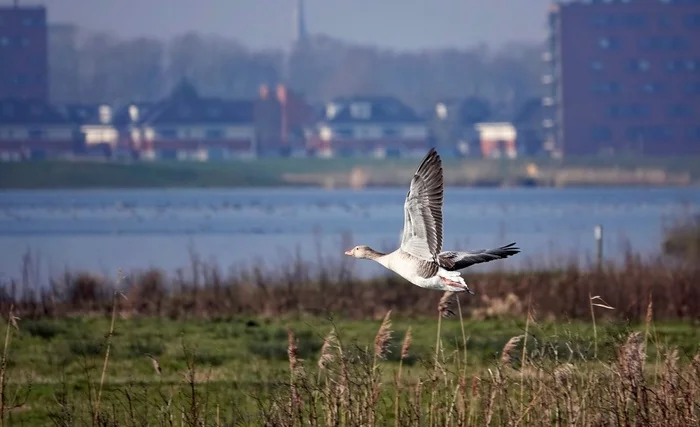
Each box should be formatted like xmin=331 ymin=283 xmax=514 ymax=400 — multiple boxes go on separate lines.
xmin=399 ymin=148 xmax=446 ymax=264
xmin=439 ymin=242 xmax=520 ymax=271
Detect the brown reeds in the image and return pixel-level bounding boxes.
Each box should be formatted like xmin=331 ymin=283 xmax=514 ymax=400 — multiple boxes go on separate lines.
xmin=2 ymin=288 xmax=695 ymax=426
xmin=272 ymin=307 xmax=700 ymax=426
xmin=3 ymin=245 xmax=700 ymax=322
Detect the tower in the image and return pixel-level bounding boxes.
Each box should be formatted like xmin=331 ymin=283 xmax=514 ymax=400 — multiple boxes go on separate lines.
xmin=294 ymin=0 xmax=308 ymax=45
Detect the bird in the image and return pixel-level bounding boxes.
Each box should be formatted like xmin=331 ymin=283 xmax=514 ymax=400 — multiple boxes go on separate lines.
xmin=344 ymin=147 xmax=520 ymax=293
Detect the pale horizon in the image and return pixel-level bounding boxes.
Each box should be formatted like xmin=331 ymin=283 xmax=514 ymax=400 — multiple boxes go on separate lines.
xmin=25 ymin=0 xmax=552 ymax=50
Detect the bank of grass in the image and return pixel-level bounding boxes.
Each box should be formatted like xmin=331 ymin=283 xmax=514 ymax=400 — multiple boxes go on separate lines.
xmin=1 ymin=300 xmax=700 ymax=425
xmin=2 ymin=155 xmax=700 ymax=188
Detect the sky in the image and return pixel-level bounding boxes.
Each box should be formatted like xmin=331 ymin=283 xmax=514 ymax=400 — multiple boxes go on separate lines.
xmin=31 ymin=0 xmax=552 ymax=51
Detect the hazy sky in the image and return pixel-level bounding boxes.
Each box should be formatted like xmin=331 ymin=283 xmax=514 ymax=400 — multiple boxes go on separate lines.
xmin=33 ymin=0 xmax=552 ymax=50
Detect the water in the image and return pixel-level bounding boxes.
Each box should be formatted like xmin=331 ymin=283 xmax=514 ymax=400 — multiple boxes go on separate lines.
xmin=0 ymin=187 xmax=698 ymax=284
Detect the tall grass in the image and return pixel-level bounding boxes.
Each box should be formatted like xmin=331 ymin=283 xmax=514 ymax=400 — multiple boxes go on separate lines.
xmin=0 ymin=256 xmax=698 ymax=424
xmin=261 ymin=293 xmax=700 ymax=426
xmin=1 ymin=245 xmax=699 ymax=322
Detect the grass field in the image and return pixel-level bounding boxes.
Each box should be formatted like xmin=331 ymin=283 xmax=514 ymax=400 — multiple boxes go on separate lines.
xmin=2 ymin=155 xmax=700 ymax=188
xmin=0 ymin=221 xmax=697 ymax=425
xmin=3 ymin=308 xmax=700 ymax=425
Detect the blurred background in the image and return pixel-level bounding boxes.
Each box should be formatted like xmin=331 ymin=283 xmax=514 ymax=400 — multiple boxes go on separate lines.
xmin=0 ymin=0 xmax=699 ymax=288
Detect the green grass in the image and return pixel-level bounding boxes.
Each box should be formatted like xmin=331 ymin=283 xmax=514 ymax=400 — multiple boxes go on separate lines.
xmin=3 ymin=313 xmax=700 ymax=425
xmin=2 ymin=155 xmax=700 ymax=188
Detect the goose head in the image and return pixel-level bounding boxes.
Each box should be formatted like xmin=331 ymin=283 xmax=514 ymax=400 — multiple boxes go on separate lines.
xmin=344 ymin=245 xmax=379 ymax=259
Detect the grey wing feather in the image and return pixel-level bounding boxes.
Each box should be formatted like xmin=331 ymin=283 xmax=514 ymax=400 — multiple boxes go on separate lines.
xmin=439 ymin=242 xmax=520 ymax=271
xmin=399 ymin=148 xmax=444 ymax=262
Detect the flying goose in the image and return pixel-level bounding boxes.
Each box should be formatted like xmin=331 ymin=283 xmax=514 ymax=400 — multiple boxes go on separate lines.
xmin=344 ymin=148 xmax=520 ymax=293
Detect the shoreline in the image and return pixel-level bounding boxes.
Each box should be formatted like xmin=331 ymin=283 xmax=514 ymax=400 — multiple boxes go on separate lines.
xmin=1 ymin=158 xmax=699 ymax=189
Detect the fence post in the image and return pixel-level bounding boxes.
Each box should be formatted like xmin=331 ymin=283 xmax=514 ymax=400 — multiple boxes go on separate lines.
xmin=594 ymin=224 xmax=603 ymax=268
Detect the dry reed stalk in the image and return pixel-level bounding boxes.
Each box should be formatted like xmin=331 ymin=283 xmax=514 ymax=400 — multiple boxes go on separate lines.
xmin=589 ymin=294 xmax=615 ymax=359
xmin=94 ymin=282 xmax=124 ymax=425
xmin=286 ymin=328 xmax=303 ymax=426
xmin=434 ymin=291 xmax=454 ymax=368
xmin=520 ymin=299 xmax=532 ymax=413
xmin=317 ymin=328 xmax=336 ymax=371
xmin=428 ymin=291 xmax=455 ymax=427
xmin=455 ymin=295 xmax=469 ymax=377
xmin=468 ymin=375 xmax=480 ymax=425
xmin=394 ymin=327 xmax=412 ymax=427
xmin=0 ymin=305 xmax=19 ymax=427
xmin=373 ymin=310 xmax=392 ymax=362
xmin=367 ymin=310 xmax=391 ymax=426
xmin=501 ymin=335 xmax=524 ymax=366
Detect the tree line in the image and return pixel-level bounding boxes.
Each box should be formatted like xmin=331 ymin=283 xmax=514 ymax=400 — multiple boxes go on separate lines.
xmin=49 ymin=28 xmax=545 ymax=114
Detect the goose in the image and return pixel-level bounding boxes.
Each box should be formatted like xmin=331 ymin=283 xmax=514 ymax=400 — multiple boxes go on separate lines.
xmin=344 ymin=148 xmax=520 ymax=293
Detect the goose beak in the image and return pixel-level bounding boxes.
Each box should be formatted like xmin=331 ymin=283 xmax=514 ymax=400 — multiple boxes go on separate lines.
xmin=344 ymin=249 xmax=352 ymax=256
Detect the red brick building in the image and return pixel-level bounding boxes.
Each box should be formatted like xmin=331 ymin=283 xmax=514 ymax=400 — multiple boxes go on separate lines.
xmin=544 ymin=0 xmax=700 ymax=157
xmin=0 ymin=4 xmax=48 ymax=102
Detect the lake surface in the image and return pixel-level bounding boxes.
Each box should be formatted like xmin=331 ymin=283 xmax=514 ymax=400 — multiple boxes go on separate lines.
xmin=0 ymin=187 xmax=698 ymax=284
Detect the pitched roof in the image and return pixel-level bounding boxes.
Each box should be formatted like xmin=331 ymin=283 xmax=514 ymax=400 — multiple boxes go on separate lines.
xmin=55 ymin=104 xmax=101 ymax=125
xmin=322 ymin=95 xmax=422 ymax=124
xmin=0 ymin=98 xmax=70 ymax=125
xmin=141 ymin=98 xmax=255 ymax=125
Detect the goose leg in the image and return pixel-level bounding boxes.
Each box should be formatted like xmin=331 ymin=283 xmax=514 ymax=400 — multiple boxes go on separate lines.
xmin=439 ymin=276 xmax=475 ymax=294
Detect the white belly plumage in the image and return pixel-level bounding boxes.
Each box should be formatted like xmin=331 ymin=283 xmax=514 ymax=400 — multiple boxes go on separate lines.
xmin=379 ymin=254 xmax=470 ymax=292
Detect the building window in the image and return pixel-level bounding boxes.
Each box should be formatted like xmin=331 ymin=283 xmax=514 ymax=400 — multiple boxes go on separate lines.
xmin=624 ymin=14 xmax=646 ymax=28
xmin=607 ymin=104 xmax=649 ymax=119
xmin=627 ymin=59 xmax=650 ymax=72
xmin=684 ymin=14 xmax=700 ymax=28
xmin=639 ymin=36 xmax=689 ymax=50
xmin=28 ymin=129 xmax=44 ymax=139
xmin=591 ymin=81 xmax=621 ymax=94
xmin=658 ymin=15 xmax=671 ymax=28
xmin=590 ymin=126 xmax=611 ymax=142
xmin=590 ymin=60 xmax=604 ymax=72
xmin=205 ymin=129 xmax=224 ymax=139
xmin=626 ymin=126 xmax=673 ymax=142
xmin=598 ymin=37 xmax=620 ymax=50
xmin=641 ymin=82 xmax=666 ymax=94
xmin=665 ymin=59 xmax=681 ymax=72
xmin=349 ymin=102 xmax=371 ymax=119
xmin=688 ymin=127 xmax=700 ymax=141
xmin=158 ymin=129 xmax=177 ymax=139
xmin=668 ymin=104 xmax=693 ymax=118
xmin=684 ymin=82 xmax=700 ymax=94
xmin=334 ymin=128 xmax=353 ymax=138
xmin=383 ymin=128 xmax=399 ymax=137
xmin=590 ymin=14 xmax=612 ymax=27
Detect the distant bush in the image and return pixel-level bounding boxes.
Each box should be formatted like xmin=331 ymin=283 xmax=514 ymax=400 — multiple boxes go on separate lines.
xmin=663 ymin=214 xmax=700 ymax=262
xmin=23 ymin=319 xmax=64 ymax=340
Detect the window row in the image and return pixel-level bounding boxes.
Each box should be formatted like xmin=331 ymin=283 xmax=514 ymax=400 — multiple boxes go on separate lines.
xmin=605 ymin=104 xmax=694 ymax=118
xmin=590 ymin=126 xmax=700 ymax=142
xmin=590 ymin=59 xmax=700 ymax=73
xmin=590 ymin=81 xmax=700 ymax=95
xmin=0 ymin=17 xmax=45 ymax=27
xmin=589 ymin=12 xmax=700 ymax=29
xmin=0 ymin=35 xmax=31 ymax=47
xmin=598 ymin=35 xmax=696 ymax=51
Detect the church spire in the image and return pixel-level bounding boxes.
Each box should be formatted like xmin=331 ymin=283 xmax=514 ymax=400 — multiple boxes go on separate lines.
xmin=295 ymin=0 xmax=308 ymax=44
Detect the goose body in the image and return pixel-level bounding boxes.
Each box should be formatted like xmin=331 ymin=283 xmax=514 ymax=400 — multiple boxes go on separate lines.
xmin=345 ymin=148 xmax=520 ymax=293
